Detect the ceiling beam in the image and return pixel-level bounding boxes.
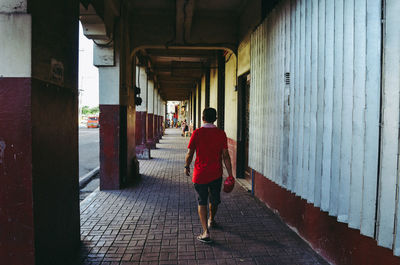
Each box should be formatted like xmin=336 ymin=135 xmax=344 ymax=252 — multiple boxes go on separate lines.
xmin=160 ymin=83 xmax=195 ymax=89
xmin=176 ymin=0 xmax=184 ymax=44
xmin=146 ymin=48 xmax=216 ymax=58
xmin=158 ymin=80 xmax=197 ymax=85
xmin=157 ymin=76 xmax=198 ymax=82
xmin=176 ymin=0 xmax=195 ymax=44
xmin=184 ymin=0 xmax=195 ymax=42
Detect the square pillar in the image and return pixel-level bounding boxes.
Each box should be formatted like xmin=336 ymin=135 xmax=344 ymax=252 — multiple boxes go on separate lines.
xmin=135 ymin=65 xmax=150 ymax=159
xmin=97 ymin=41 xmax=132 ymax=190
xmin=0 ymin=2 xmax=80 ymax=264
xmin=154 ymin=89 xmax=160 ymax=143
xmin=146 ymin=79 xmax=156 ymax=149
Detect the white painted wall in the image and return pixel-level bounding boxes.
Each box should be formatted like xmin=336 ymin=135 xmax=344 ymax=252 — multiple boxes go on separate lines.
xmin=99 ymin=59 xmax=119 ymax=105
xmin=147 ymin=80 xmax=154 ymax=114
xmin=136 ymin=66 xmax=147 ymax=112
xmin=0 ymin=0 xmax=27 ymax=13
xmin=224 ymin=53 xmax=238 ymax=140
xmin=249 ymin=0 xmax=400 ymax=255
xmin=153 ymin=88 xmax=158 ymax=116
xmin=378 ymin=0 xmax=400 ymax=251
xmin=0 ymin=14 xmax=31 ymax=77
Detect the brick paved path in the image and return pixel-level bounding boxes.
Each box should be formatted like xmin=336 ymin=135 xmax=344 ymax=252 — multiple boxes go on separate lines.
xmin=79 ymin=128 xmax=328 ymax=265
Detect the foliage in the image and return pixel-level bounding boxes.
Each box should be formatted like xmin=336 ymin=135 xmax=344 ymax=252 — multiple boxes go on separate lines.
xmin=82 ymin=106 xmax=99 ymax=115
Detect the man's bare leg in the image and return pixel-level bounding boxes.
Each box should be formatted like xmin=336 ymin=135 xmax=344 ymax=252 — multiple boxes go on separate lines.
xmin=198 ymin=205 xmax=209 ymax=237
xmin=208 ymin=203 xmax=218 ymax=226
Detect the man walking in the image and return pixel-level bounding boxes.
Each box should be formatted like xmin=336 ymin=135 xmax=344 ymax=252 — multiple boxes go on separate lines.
xmin=184 ymin=108 xmax=233 ymax=243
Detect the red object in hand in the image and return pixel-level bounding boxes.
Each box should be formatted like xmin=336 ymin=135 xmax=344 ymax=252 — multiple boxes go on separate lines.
xmin=223 ymin=176 xmax=235 ymax=193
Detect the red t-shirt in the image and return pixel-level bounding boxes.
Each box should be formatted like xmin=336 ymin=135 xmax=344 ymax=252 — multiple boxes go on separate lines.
xmin=188 ymin=126 xmax=228 ymax=184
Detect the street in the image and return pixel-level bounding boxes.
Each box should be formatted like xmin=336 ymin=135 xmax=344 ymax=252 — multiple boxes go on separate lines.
xmin=79 ymin=127 xmax=99 ymax=179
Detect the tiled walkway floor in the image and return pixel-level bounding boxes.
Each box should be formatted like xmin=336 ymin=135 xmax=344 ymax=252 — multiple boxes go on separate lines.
xmin=79 ymin=129 xmax=328 ymax=265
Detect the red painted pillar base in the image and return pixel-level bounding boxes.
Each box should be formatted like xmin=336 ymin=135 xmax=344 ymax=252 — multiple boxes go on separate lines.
xmin=0 ymin=78 xmax=80 ymax=265
xmin=100 ymin=105 xmax=139 ymax=189
xmin=100 ymin=105 xmax=122 ymax=189
xmin=160 ymin=116 xmax=164 ymax=138
xmin=147 ymin=113 xmax=156 ymax=149
xmin=154 ymin=115 xmax=159 ymax=143
xmin=0 ymin=78 xmax=35 ymax=265
xmin=127 ymin=105 xmax=140 ymax=185
xmin=135 ymin=111 xmax=150 ymax=159
xmin=100 ymin=105 xmax=121 ymax=189
xmin=253 ymin=171 xmax=400 ymax=265
xmin=159 ymin=116 xmax=163 ymax=138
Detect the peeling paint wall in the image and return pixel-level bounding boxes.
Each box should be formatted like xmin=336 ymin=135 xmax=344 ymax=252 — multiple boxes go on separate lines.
xmin=238 ymin=35 xmax=251 ymax=76
xmin=200 ymin=75 xmax=206 ymax=113
xmin=248 ymin=0 xmax=400 ymax=262
xmin=209 ymin=59 xmax=218 ymax=110
xmin=196 ymin=83 xmax=201 ymax=127
xmin=224 ymin=53 xmax=237 ymax=141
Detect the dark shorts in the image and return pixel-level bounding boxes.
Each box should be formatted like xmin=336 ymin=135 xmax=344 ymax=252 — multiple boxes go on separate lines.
xmin=193 ymin=177 xmax=223 ymax=206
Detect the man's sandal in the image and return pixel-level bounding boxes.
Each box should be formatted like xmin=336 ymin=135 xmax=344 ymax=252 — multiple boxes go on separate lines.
xmin=197 ymin=234 xmax=213 ymax=244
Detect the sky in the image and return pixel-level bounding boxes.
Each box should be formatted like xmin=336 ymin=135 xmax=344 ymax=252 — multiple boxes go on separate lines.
xmin=79 ymin=22 xmax=99 ymax=108
xmin=78 ymin=24 xmax=177 ymax=110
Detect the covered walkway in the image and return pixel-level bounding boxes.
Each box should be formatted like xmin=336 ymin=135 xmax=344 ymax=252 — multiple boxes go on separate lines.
xmin=79 ymin=128 xmax=327 ymax=265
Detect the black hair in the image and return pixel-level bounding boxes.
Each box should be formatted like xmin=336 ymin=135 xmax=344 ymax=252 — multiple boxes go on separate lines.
xmin=202 ymin=108 xmax=217 ymax=123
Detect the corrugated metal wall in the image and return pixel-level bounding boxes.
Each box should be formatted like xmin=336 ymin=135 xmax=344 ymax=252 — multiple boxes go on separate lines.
xmin=249 ymin=0 xmax=400 ymax=255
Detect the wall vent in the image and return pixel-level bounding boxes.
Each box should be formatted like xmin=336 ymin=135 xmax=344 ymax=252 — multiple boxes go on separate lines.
xmin=285 ymin=72 xmax=290 ymax=85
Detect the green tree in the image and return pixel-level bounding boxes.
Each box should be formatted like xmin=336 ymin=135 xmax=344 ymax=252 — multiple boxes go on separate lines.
xmin=89 ymin=106 xmax=99 ymax=114
xmin=82 ymin=106 xmax=99 ymax=115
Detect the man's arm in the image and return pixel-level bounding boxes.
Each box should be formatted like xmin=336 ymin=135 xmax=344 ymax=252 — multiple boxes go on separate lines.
xmin=184 ymin=148 xmax=195 ymax=176
xmin=222 ymin=149 xmax=233 ymax=177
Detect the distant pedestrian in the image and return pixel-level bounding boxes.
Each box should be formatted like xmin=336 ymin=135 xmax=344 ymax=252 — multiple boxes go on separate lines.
xmin=181 ymin=119 xmax=188 ymax=136
xmin=184 ymin=108 xmax=234 ymax=243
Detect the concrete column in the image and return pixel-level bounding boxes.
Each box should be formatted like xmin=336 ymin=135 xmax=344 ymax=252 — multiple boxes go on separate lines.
xmin=161 ymin=100 xmax=165 ymax=136
xmin=96 ymin=41 xmax=140 ymax=189
xmin=146 ymin=79 xmax=156 ymax=148
xmin=154 ymin=89 xmax=160 ymax=143
xmin=0 ymin=1 xmax=80 ymax=264
xmin=96 ymin=43 xmax=124 ymax=190
xmin=159 ymin=98 xmax=162 ymax=137
xmin=135 ymin=66 xmax=150 ymax=159
xmin=156 ymin=93 xmax=160 ymax=140
xmin=160 ymin=97 xmax=164 ymax=137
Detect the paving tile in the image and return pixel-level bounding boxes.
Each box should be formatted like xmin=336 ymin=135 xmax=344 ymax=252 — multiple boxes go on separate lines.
xmin=79 ymin=129 xmax=328 ymax=265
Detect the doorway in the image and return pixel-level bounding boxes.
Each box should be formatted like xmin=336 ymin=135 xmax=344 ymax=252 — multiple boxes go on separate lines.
xmin=236 ymin=73 xmax=251 ymax=182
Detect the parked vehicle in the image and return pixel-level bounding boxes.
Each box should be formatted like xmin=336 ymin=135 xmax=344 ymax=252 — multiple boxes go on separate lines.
xmin=87 ymin=116 xmax=99 ymax=128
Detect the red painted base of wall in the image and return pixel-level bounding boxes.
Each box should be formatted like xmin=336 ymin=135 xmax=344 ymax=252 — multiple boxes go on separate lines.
xmin=100 ymin=105 xmax=122 ymax=190
xmin=253 ymin=171 xmax=400 ymax=265
xmin=32 ymin=78 xmax=80 ymax=265
xmin=147 ymin=114 xmax=156 ymax=149
xmin=135 ymin=111 xmax=147 ymax=146
xmin=227 ymin=138 xmax=237 ymax=178
xmin=126 ymin=105 xmax=139 ymax=186
xmin=154 ymin=115 xmax=160 ymax=143
xmin=136 ymin=144 xmax=151 ymax=159
xmin=0 ymin=78 xmax=35 ymax=265
xmin=135 ymin=111 xmax=151 ymax=159
xmin=161 ymin=117 xmax=165 ymax=136
xmin=0 ymin=78 xmax=80 ymax=265
xmin=159 ymin=116 xmax=162 ymax=137
xmin=155 ymin=115 xmax=160 ymax=141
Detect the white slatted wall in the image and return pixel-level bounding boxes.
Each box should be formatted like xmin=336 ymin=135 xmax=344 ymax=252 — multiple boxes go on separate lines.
xmin=248 ymin=0 xmax=400 ymax=255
